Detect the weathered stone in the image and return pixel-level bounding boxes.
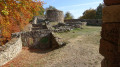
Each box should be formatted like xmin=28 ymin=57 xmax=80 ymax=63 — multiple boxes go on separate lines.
xmin=103 ymin=5 xmax=120 ymax=22
xmin=65 ymin=19 xmax=102 ymax=26
xmin=104 ymin=0 xmax=120 ymax=6
xmin=0 ymin=37 xmax=22 ymax=66
xmin=101 ymin=23 xmax=120 ymax=45
xmin=50 ymin=33 xmax=65 ymax=49
xmin=99 ymin=39 xmax=118 ymax=58
xmin=32 ymin=16 xmax=45 ymax=24
xmin=32 ymin=24 xmax=42 ymax=27
xmin=32 ymin=28 xmax=42 ymax=30
xmin=47 ymin=10 xmax=64 ymax=22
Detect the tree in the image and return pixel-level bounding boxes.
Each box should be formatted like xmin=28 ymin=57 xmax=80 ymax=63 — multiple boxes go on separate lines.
xmin=46 ymin=5 xmax=57 ymax=10
xmin=39 ymin=7 xmax=45 ymax=16
xmin=79 ymin=9 xmax=96 ymax=19
xmin=96 ymin=3 xmax=103 ymax=19
xmin=0 ymin=0 xmax=44 ymax=44
xmin=44 ymin=6 xmax=57 ymax=17
xmin=64 ymin=12 xmax=74 ymax=20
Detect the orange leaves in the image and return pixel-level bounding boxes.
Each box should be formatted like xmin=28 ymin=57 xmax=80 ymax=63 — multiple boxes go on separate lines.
xmin=0 ymin=0 xmax=44 ymax=44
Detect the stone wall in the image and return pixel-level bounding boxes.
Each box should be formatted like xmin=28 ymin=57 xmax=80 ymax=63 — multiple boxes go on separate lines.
xmin=12 ymin=30 xmax=64 ymax=49
xmin=66 ymin=22 xmax=87 ymax=26
xmin=32 ymin=24 xmax=48 ymax=31
xmin=64 ymin=19 xmax=102 ymax=26
xmin=100 ymin=0 xmax=120 ymax=67
xmin=12 ymin=30 xmax=52 ymax=49
xmin=47 ymin=10 xmax=64 ymax=22
xmin=32 ymin=16 xmax=45 ymax=24
xmin=0 ymin=37 xmax=22 ymax=66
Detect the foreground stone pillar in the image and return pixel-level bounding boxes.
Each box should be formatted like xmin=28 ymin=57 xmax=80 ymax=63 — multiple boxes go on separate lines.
xmin=100 ymin=0 xmax=120 ymax=67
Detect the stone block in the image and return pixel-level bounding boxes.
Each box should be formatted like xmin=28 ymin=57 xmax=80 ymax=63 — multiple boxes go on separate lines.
xmin=99 ymin=39 xmax=118 ymax=58
xmin=101 ymin=23 xmax=120 ymax=45
xmin=103 ymin=5 xmax=120 ymax=22
xmin=104 ymin=0 xmax=120 ymax=6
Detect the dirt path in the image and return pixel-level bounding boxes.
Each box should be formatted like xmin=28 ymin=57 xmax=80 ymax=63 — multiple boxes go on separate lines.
xmin=43 ymin=35 xmax=103 ymax=67
xmin=2 ymin=27 xmax=103 ymax=67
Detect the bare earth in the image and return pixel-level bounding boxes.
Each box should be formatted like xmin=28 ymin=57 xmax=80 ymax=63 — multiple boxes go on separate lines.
xmin=2 ymin=26 xmax=103 ymax=67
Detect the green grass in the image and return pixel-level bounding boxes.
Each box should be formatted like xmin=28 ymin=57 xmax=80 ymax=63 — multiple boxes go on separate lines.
xmin=54 ymin=26 xmax=101 ymax=45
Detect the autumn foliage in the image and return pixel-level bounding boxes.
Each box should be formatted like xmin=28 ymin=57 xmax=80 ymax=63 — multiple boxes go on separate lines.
xmin=0 ymin=0 xmax=44 ymax=44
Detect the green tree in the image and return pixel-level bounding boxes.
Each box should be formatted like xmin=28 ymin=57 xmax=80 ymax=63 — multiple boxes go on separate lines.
xmin=46 ymin=5 xmax=57 ymax=10
xmin=96 ymin=3 xmax=103 ymax=19
xmin=79 ymin=9 xmax=96 ymax=19
xmin=64 ymin=12 xmax=74 ymax=20
xmin=45 ymin=6 xmax=57 ymax=16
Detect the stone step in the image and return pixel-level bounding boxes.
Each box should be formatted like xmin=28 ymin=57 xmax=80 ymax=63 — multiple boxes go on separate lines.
xmin=32 ymin=24 xmax=42 ymax=27
xmin=32 ymin=28 xmax=42 ymax=30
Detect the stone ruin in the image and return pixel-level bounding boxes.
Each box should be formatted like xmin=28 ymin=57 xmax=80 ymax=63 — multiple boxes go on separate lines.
xmin=2 ymin=0 xmax=120 ymax=67
xmin=0 ymin=9 xmax=88 ymax=66
xmin=30 ymin=9 xmax=88 ymax=33
xmin=32 ymin=16 xmax=45 ymax=24
xmin=65 ymin=19 xmax=102 ymax=26
xmin=46 ymin=9 xmax=64 ymax=22
xmin=0 ymin=9 xmax=66 ymax=66
xmin=49 ymin=22 xmax=86 ymax=33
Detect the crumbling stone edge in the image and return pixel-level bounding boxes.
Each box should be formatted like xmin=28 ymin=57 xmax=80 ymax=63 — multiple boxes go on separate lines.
xmin=0 ymin=37 xmax=22 ymax=66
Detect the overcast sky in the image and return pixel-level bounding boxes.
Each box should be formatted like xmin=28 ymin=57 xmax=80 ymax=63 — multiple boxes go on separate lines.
xmin=42 ymin=0 xmax=103 ymax=19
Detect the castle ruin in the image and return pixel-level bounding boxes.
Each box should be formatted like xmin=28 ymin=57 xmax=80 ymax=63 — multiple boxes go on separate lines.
xmin=46 ymin=9 xmax=64 ymax=22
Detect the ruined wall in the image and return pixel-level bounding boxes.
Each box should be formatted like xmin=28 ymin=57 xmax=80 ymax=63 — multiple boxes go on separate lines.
xmin=32 ymin=24 xmax=48 ymax=31
xmin=64 ymin=19 xmax=102 ymax=26
xmin=47 ymin=10 xmax=64 ymax=22
xmin=100 ymin=0 xmax=120 ymax=67
xmin=32 ymin=16 xmax=45 ymax=24
xmin=12 ymin=30 xmax=64 ymax=49
xmin=0 ymin=37 xmax=22 ymax=66
xmin=12 ymin=30 xmax=52 ymax=49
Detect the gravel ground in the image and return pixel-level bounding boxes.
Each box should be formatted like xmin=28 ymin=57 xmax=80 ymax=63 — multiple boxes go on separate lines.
xmin=2 ymin=26 xmax=103 ymax=67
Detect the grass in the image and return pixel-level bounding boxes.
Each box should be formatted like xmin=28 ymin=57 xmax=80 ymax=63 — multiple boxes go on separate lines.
xmin=54 ymin=26 xmax=101 ymax=45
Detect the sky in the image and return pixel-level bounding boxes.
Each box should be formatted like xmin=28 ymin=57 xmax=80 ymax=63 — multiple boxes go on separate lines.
xmin=42 ymin=0 xmax=103 ymax=19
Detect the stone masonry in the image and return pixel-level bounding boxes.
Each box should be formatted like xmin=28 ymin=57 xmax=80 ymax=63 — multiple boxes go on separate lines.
xmin=100 ymin=0 xmax=120 ymax=67
xmin=64 ymin=19 xmax=102 ymax=26
xmin=47 ymin=9 xmax=64 ymax=22
xmin=12 ymin=30 xmax=52 ymax=49
xmin=0 ymin=37 xmax=22 ymax=66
